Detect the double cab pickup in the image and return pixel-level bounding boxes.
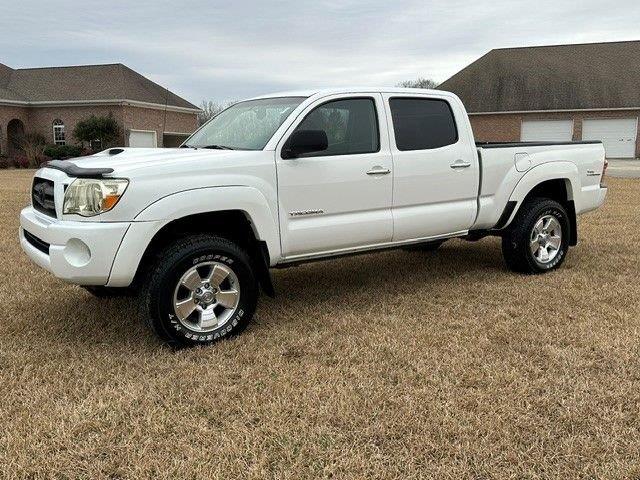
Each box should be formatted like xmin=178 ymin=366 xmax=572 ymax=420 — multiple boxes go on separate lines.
xmin=20 ymin=88 xmax=608 ymax=346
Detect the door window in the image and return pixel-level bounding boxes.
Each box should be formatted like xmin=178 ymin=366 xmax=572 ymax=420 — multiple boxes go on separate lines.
xmin=292 ymin=98 xmax=379 ymax=157
xmin=389 ymin=98 xmax=458 ymax=151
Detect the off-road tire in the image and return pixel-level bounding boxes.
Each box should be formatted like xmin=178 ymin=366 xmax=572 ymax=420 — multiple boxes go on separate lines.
xmin=143 ymin=234 xmax=258 ymax=347
xmin=501 ymin=197 xmax=570 ymax=274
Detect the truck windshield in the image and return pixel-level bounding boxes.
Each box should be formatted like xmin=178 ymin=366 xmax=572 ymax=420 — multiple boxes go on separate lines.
xmin=183 ymin=97 xmax=306 ymax=150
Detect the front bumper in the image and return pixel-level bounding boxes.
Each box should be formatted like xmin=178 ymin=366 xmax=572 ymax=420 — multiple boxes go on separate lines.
xmin=19 ymin=206 xmax=131 ymax=285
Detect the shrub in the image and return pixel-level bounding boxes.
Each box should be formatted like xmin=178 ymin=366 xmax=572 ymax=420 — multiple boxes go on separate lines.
xmin=19 ymin=132 xmax=47 ymax=167
xmin=12 ymin=154 xmax=31 ymax=169
xmin=43 ymin=144 xmax=83 ymax=160
xmin=0 ymin=157 xmax=8 ymax=169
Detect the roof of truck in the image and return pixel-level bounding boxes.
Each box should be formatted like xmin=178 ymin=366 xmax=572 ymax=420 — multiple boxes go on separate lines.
xmin=249 ymin=87 xmax=450 ymax=100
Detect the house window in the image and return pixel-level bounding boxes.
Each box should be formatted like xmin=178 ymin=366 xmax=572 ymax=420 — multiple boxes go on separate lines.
xmin=52 ymin=119 xmax=65 ymax=145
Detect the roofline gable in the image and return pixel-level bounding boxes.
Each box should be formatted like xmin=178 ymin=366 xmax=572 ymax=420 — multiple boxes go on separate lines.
xmin=0 ymin=62 xmax=199 ymax=110
xmin=439 ymin=40 xmax=640 ymax=113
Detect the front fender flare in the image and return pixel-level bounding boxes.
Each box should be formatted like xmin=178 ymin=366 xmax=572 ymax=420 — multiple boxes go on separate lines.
xmin=106 ymin=186 xmax=280 ymax=287
xmin=134 ymin=186 xmax=281 ymax=259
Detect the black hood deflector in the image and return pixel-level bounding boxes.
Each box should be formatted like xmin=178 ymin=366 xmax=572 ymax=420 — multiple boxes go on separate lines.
xmin=45 ymin=159 xmax=114 ymax=178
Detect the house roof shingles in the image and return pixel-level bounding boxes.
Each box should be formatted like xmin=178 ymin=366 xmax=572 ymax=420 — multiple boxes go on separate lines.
xmin=439 ymin=40 xmax=640 ymax=113
xmin=0 ymin=63 xmax=198 ymax=110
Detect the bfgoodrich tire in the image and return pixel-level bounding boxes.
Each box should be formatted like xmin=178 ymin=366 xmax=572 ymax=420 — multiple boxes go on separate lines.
xmin=501 ymin=198 xmax=570 ymax=274
xmin=144 ymin=234 xmax=258 ymax=347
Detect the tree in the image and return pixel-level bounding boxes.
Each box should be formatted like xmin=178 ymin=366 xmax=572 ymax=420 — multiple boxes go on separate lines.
xmin=198 ymin=100 xmax=234 ymax=126
xmin=396 ymin=77 xmax=439 ymax=89
xmin=73 ymin=114 xmax=122 ymax=150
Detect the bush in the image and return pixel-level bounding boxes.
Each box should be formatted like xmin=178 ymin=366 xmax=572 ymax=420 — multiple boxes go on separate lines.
xmin=12 ymin=154 xmax=31 ymax=169
xmin=43 ymin=144 xmax=83 ymax=160
xmin=0 ymin=157 xmax=8 ymax=169
xmin=19 ymin=132 xmax=47 ymax=167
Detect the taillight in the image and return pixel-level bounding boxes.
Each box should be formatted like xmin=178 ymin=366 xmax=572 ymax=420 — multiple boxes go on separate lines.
xmin=601 ymin=159 xmax=608 ymax=187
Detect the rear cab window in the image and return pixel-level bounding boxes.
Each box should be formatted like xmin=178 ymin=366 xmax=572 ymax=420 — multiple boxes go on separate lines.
xmin=389 ymin=97 xmax=458 ymax=151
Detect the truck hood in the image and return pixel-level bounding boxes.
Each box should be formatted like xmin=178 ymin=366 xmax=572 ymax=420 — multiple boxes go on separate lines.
xmin=63 ymin=147 xmax=239 ymax=175
xmin=44 ymin=146 xmax=276 ymax=222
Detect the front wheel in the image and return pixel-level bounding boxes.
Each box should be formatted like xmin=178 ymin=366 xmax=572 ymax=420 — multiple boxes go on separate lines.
xmin=144 ymin=235 xmax=258 ymax=347
xmin=501 ymin=198 xmax=570 ymax=274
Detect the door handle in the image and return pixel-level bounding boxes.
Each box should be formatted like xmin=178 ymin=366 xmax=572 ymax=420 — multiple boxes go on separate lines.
xmin=366 ymin=167 xmax=391 ymax=175
xmin=450 ymin=160 xmax=472 ymax=169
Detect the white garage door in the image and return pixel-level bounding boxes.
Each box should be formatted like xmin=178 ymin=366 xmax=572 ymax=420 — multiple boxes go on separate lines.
xmin=521 ymin=120 xmax=574 ymax=142
xmin=129 ymin=130 xmax=157 ymax=148
xmin=582 ymin=118 xmax=637 ymax=159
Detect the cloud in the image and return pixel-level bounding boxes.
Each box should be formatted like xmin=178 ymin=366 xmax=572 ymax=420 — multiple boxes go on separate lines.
xmin=1 ymin=0 xmax=639 ymax=103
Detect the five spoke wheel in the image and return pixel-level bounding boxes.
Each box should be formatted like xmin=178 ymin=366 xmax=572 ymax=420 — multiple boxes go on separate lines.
xmin=173 ymin=262 xmax=240 ymax=332
xmin=530 ymin=215 xmax=562 ymax=265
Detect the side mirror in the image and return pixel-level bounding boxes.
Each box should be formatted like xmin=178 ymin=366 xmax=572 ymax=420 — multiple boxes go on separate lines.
xmin=282 ymin=130 xmax=328 ymax=159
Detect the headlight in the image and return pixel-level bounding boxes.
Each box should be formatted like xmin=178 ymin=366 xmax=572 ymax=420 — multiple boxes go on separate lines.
xmin=63 ymin=178 xmax=129 ymax=217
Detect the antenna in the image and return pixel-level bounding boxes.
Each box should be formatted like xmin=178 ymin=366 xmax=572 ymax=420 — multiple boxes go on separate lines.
xmin=161 ymin=84 xmax=169 ymax=147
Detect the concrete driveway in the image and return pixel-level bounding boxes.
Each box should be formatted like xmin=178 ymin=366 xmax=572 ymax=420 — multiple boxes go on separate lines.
xmin=607 ymin=159 xmax=640 ymax=178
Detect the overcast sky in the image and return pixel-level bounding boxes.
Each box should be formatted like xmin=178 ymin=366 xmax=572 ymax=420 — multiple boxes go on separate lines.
xmin=1 ymin=0 xmax=639 ymax=105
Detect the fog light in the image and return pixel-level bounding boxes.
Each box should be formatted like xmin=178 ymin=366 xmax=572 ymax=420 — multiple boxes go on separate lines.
xmin=63 ymin=238 xmax=91 ymax=267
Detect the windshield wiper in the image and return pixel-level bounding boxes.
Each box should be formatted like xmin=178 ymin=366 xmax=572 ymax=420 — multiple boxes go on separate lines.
xmin=201 ymin=144 xmax=235 ymax=150
xmin=180 ymin=144 xmax=235 ymax=150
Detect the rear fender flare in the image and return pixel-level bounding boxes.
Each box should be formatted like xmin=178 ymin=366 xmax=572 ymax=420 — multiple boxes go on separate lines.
xmin=503 ymin=161 xmax=579 ymax=228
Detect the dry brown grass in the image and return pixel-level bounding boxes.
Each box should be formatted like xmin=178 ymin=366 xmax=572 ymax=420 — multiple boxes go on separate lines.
xmin=0 ymin=169 xmax=639 ymax=479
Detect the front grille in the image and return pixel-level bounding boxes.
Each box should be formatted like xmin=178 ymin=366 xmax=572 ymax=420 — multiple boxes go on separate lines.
xmin=23 ymin=230 xmax=50 ymax=255
xmin=32 ymin=177 xmax=56 ymax=218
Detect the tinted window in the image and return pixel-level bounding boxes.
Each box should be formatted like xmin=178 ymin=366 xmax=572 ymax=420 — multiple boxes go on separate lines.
xmin=292 ymin=98 xmax=379 ymax=157
xmin=390 ymin=98 xmax=458 ymax=151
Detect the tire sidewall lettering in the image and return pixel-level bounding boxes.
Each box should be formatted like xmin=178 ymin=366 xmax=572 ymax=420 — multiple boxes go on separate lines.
xmin=192 ymin=254 xmax=234 ymax=266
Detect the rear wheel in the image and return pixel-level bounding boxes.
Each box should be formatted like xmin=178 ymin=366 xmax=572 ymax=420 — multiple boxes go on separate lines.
xmin=501 ymin=198 xmax=570 ymax=274
xmin=144 ymin=235 xmax=258 ymax=347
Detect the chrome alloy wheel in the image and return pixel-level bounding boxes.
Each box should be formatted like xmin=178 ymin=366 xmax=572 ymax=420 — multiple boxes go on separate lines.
xmin=530 ymin=214 xmax=562 ymax=265
xmin=172 ymin=261 xmax=240 ymax=333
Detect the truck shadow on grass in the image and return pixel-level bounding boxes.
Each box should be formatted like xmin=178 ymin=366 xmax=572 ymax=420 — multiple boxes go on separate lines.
xmin=269 ymin=239 xmax=506 ymax=302
xmin=38 ymin=239 xmax=507 ymax=349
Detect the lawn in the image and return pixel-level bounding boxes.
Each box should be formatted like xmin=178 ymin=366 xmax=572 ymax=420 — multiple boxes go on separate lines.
xmin=0 ymin=169 xmax=639 ymax=479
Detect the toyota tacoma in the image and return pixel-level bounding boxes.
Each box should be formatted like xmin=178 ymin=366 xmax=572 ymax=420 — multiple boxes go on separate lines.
xmin=20 ymin=88 xmax=608 ymax=346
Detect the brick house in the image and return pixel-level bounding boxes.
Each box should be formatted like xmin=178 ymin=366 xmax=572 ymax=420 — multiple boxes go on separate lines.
xmin=440 ymin=41 xmax=640 ymax=159
xmin=0 ymin=62 xmax=200 ymax=157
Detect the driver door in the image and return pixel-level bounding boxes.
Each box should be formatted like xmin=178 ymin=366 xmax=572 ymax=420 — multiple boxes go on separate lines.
xmin=276 ymin=93 xmax=393 ymax=258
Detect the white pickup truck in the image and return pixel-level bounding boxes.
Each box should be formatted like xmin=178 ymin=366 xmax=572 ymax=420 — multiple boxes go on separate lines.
xmin=20 ymin=88 xmax=608 ymax=346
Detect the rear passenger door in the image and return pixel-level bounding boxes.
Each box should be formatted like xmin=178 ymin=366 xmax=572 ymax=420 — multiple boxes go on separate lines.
xmin=383 ymin=94 xmax=479 ymax=241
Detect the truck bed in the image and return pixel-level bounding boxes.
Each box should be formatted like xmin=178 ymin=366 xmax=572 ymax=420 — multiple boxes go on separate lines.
xmin=472 ymin=140 xmax=606 ymax=231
